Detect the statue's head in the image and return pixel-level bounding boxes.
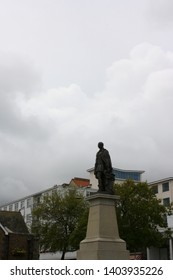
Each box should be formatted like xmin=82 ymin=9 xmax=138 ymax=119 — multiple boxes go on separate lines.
xmin=98 ymin=142 xmax=104 ymax=149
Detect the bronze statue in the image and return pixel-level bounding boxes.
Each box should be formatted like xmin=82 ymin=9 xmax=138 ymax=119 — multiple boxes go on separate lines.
xmin=94 ymin=142 xmax=115 ymax=194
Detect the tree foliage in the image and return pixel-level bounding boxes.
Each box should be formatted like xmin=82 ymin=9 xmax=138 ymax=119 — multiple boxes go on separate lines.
xmin=32 ymin=187 xmax=89 ymax=259
xmin=114 ymin=180 xmax=168 ymax=253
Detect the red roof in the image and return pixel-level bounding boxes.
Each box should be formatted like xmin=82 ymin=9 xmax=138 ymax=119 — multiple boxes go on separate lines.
xmin=70 ymin=177 xmax=90 ymax=187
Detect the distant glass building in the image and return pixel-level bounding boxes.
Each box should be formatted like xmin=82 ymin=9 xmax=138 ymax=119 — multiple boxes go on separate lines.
xmin=113 ymin=168 xmax=142 ymax=182
xmin=87 ymin=167 xmax=144 ymax=189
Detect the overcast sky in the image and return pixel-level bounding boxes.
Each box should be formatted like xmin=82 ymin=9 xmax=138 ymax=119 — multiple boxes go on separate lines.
xmin=1 ymin=0 xmax=173 ymax=204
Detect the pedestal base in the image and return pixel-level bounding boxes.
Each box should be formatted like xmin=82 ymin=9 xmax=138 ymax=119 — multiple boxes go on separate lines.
xmin=77 ymin=193 xmax=129 ymax=260
xmin=77 ymin=238 xmax=129 ymax=260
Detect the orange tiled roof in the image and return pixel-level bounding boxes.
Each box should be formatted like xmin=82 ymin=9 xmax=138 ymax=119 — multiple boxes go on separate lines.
xmin=71 ymin=177 xmax=90 ymax=187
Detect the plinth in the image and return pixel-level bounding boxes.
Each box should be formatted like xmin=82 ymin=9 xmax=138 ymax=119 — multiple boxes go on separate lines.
xmin=77 ymin=193 xmax=129 ymax=259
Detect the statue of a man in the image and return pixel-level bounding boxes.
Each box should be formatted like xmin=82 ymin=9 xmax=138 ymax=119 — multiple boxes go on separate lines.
xmin=94 ymin=142 xmax=115 ymax=194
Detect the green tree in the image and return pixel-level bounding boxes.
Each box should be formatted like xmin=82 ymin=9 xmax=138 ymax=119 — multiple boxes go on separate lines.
xmin=32 ymin=187 xmax=89 ymax=259
xmin=114 ymin=180 xmax=167 ymax=255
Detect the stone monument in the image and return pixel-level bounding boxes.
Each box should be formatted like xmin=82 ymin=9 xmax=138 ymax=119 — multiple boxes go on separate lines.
xmin=77 ymin=142 xmax=129 ymax=259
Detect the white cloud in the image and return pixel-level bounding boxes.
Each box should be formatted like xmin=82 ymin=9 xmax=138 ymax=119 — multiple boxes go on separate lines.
xmin=1 ymin=42 xmax=173 ymax=204
xmin=0 ymin=1 xmax=173 ymax=206
xmin=93 ymin=43 xmax=173 ymax=176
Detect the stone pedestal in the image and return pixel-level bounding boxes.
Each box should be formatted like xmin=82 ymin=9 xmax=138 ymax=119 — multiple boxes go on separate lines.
xmin=77 ymin=193 xmax=129 ymax=260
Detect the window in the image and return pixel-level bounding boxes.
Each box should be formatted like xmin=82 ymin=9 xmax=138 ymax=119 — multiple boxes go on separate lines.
xmin=152 ymin=185 xmax=158 ymax=194
xmin=113 ymin=170 xmax=140 ymax=181
xmin=163 ymin=197 xmax=170 ymax=206
xmin=9 ymin=204 xmax=13 ymax=211
xmin=27 ymin=198 xmax=31 ymax=208
xmin=86 ymin=190 xmax=91 ymax=197
xmin=162 ymin=182 xmax=169 ymax=192
xmin=21 ymin=200 xmax=25 ymax=208
xmin=34 ymin=195 xmax=41 ymax=206
xmin=26 ymin=214 xmax=32 ymax=223
xmin=14 ymin=202 xmax=18 ymax=211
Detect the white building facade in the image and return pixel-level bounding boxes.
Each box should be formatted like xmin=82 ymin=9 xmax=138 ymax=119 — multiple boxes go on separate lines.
xmin=148 ymin=177 xmax=173 ymax=206
xmin=0 ymin=185 xmax=64 ymax=228
xmin=0 ymin=183 xmax=96 ymax=229
xmin=148 ymin=177 xmax=173 ymax=260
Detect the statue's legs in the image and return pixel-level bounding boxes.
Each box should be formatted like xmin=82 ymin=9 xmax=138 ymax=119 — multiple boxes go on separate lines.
xmin=96 ymin=172 xmax=106 ymax=192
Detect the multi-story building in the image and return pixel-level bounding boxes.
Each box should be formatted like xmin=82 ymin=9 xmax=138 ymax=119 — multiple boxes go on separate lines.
xmin=0 ymin=184 xmax=63 ymax=228
xmin=148 ymin=177 xmax=173 ymax=260
xmin=0 ymin=179 xmax=96 ymax=229
xmin=0 ymin=167 xmax=144 ymax=229
xmin=148 ymin=177 xmax=173 ymax=206
xmin=0 ymin=166 xmax=144 ymax=228
xmin=88 ymin=167 xmax=144 ymax=188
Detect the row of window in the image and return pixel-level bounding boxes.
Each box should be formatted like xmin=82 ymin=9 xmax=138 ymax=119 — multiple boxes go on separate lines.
xmin=114 ymin=170 xmax=141 ymax=181
xmin=0 ymin=197 xmax=32 ymax=212
xmin=152 ymin=182 xmax=169 ymax=194
xmin=0 ymin=187 xmax=63 ymax=212
xmin=151 ymin=182 xmax=170 ymax=206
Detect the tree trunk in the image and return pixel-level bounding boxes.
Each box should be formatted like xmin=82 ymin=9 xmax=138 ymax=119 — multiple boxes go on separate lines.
xmin=61 ymin=250 xmax=66 ymax=260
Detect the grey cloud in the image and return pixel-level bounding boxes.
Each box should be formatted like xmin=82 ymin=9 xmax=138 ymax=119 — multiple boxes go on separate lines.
xmin=1 ymin=0 xmax=173 ymax=205
xmin=0 ymin=53 xmax=49 ymax=141
xmin=147 ymin=0 xmax=173 ymax=24
xmin=0 ymin=53 xmax=41 ymax=94
xmin=1 ymin=41 xmax=173 ymax=203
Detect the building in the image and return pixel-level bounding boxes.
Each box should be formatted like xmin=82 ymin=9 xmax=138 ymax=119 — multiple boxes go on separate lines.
xmin=0 ymin=184 xmax=66 ymax=228
xmin=148 ymin=177 xmax=173 ymax=206
xmin=0 ymin=168 xmax=144 ymax=229
xmin=148 ymin=177 xmax=173 ymax=260
xmin=88 ymin=167 xmax=144 ymax=189
xmin=0 ymin=181 xmax=96 ymax=229
xmin=69 ymin=177 xmax=90 ymax=188
xmin=0 ymin=211 xmax=39 ymax=259
xmin=0 ymin=179 xmax=97 ymax=260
